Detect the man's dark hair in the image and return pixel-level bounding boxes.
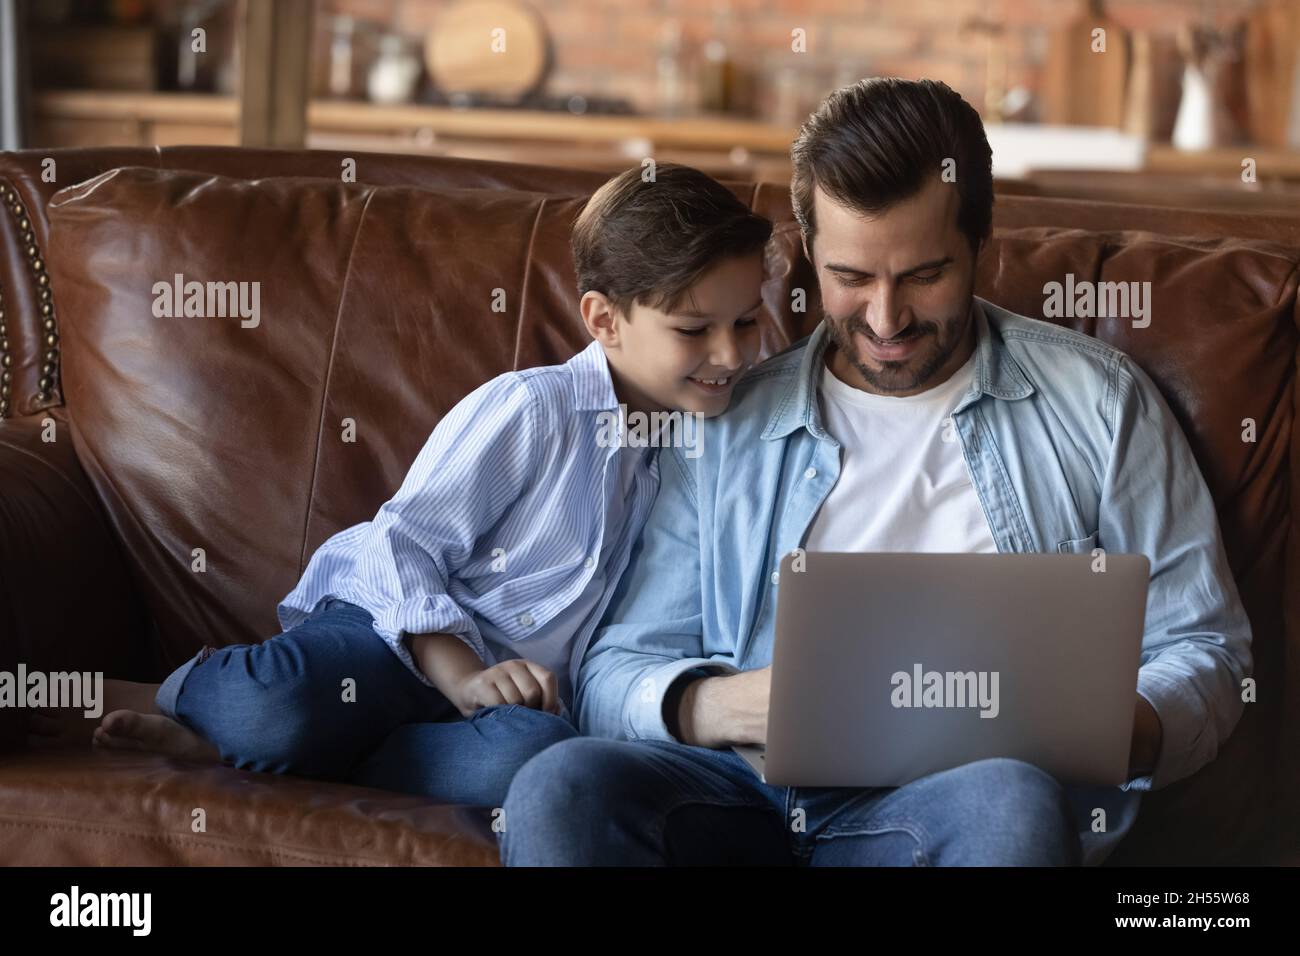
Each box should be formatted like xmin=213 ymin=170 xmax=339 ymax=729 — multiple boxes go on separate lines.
xmin=571 ymin=162 xmax=772 ymax=317
xmin=790 ymin=77 xmax=993 ymax=255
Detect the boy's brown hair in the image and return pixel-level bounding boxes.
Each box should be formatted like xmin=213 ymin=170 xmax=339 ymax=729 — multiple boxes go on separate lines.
xmin=571 ymin=163 xmax=772 ymax=318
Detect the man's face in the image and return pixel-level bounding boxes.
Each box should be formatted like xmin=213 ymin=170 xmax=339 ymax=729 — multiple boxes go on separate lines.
xmin=596 ymin=253 xmax=765 ymax=418
xmin=807 ymin=176 xmax=978 ymax=396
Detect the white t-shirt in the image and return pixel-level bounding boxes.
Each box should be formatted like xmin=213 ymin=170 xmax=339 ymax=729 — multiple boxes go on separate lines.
xmin=804 ymin=348 xmax=998 ymax=554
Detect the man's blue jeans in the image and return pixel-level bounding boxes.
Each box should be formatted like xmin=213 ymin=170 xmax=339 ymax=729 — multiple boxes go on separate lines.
xmin=154 ymin=598 xmax=577 ymax=807
xmin=500 ymin=737 xmax=1083 ymax=865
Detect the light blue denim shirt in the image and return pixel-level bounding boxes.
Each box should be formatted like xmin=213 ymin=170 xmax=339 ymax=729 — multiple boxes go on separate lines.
xmin=576 ymin=297 xmax=1253 ymax=865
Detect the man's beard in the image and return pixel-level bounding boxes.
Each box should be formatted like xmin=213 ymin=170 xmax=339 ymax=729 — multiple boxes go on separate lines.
xmin=824 ymin=303 xmax=972 ymax=394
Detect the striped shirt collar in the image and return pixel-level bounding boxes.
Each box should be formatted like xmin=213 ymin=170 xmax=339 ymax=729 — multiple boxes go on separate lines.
xmin=567 ymin=338 xmax=620 ymax=411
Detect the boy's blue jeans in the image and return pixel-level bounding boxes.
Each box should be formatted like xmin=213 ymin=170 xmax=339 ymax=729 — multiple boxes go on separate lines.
xmin=155 ymin=598 xmax=577 ymax=807
xmin=500 ymin=737 xmax=1084 ymax=865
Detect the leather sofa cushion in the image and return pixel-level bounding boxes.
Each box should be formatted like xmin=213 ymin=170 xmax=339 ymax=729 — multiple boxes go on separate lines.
xmin=0 ymin=749 xmax=498 ymax=865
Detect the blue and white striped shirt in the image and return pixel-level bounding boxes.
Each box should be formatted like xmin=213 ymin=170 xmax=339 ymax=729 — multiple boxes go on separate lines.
xmin=277 ymin=339 xmax=661 ymax=711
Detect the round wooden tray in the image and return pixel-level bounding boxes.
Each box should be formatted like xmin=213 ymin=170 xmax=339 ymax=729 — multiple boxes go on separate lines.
xmin=426 ymin=0 xmax=550 ymax=100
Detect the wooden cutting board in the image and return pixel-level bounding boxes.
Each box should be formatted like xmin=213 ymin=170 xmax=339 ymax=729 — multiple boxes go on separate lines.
xmin=1042 ymin=0 xmax=1129 ymax=128
xmin=426 ymin=0 xmax=550 ymax=100
xmin=1245 ymin=0 xmax=1300 ymax=147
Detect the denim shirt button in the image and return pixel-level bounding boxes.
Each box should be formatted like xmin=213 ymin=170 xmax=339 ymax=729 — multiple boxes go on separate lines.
xmin=804 ymin=467 xmax=817 ymax=479
xmin=771 ymin=570 xmax=780 ymax=585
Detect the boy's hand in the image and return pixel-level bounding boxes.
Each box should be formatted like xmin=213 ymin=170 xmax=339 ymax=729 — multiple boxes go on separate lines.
xmin=452 ymin=659 xmax=562 ymax=718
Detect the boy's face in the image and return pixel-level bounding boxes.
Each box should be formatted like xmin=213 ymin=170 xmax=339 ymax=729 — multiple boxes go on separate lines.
xmin=586 ymin=253 xmax=765 ymax=418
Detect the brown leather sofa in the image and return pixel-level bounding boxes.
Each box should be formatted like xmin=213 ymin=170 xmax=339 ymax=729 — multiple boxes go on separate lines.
xmin=0 ymin=146 xmax=1296 ymax=866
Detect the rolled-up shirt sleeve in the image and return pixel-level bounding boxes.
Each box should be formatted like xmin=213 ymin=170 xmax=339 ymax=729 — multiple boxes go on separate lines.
xmin=1102 ymin=355 xmax=1253 ymax=792
xmin=301 ymin=373 xmax=540 ymax=684
xmin=575 ymin=443 xmax=740 ymax=742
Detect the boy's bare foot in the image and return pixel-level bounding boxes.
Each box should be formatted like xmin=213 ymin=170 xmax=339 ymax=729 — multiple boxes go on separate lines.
xmin=25 ymin=678 xmax=163 ymax=750
xmin=94 ymin=711 xmax=220 ymax=763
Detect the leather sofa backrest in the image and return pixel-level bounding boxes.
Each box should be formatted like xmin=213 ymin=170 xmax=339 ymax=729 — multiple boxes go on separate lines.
xmin=0 ymin=147 xmax=796 ymax=420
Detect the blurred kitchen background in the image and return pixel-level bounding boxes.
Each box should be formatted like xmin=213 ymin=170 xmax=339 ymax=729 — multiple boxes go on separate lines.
xmin=3 ymin=0 xmax=1300 ymax=210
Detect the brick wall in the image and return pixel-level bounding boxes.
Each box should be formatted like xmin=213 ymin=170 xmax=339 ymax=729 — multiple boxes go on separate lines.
xmin=320 ymin=0 xmax=1261 ymax=119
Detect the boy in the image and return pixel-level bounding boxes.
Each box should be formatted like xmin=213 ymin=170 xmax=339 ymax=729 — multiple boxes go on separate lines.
xmin=83 ymin=164 xmax=773 ymax=808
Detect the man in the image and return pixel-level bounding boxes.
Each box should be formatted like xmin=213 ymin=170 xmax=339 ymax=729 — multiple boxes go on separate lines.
xmin=499 ymin=78 xmax=1252 ymax=866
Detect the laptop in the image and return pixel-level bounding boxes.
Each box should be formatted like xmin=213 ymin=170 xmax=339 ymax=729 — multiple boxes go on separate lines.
xmin=732 ymin=551 xmax=1149 ymax=788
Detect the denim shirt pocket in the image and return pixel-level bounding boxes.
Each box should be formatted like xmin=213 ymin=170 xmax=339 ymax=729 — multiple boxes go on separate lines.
xmin=1056 ymin=530 xmax=1100 ymax=554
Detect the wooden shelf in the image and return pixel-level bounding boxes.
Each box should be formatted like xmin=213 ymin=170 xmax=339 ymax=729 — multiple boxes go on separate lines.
xmin=1144 ymin=143 xmax=1300 ymax=181
xmin=32 ymin=90 xmax=799 ymax=154
xmin=34 ymin=90 xmax=236 ymax=123
xmin=30 ymin=91 xmax=1300 ymax=187
xmin=310 ymin=101 xmax=797 ymax=153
